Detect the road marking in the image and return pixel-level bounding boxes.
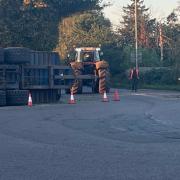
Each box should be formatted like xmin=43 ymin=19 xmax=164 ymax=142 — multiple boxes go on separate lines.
xmin=111 ymin=126 xmax=127 ymax=132
xmin=132 ymin=93 xmax=155 ymax=97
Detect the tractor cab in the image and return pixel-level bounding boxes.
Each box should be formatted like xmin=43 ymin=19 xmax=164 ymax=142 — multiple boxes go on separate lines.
xmin=75 ymin=47 xmax=101 ymax=63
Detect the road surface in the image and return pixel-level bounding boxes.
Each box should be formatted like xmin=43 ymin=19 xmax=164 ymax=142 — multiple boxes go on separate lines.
xmin=0 ymin=89 xmax=180 ymax=180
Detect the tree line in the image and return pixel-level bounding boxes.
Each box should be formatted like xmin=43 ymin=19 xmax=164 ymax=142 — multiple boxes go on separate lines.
xmin=0 ymin=0 xmax=101 ymax=50
xmin=0 ymin=0 xmax=180 ymax=85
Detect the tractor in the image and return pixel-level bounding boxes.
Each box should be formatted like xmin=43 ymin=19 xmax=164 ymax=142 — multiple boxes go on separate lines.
xmin=69 ymin=47 xmax=110 ymax=94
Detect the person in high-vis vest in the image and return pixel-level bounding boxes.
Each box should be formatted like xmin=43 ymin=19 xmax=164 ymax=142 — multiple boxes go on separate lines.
xmin=129 ymin=67 xmax=139 ymax=92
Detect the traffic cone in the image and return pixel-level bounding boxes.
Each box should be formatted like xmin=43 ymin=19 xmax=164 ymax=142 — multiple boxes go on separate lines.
xmin=113 ymin=90 xmax=120 ymax=101
xmin=28 ymin=93 xmax=33 ymax=107
xmin=68 ymin=92 xmax=76 ymax=104
xmin=102 ymin=91 xmax=109 ymax=102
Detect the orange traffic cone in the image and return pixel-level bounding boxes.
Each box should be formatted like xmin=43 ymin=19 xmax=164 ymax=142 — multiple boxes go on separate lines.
xmin=68 ymin=92 xmax=76 ymax=104
xmin=28 ymin=93 xmax=33 ymax=107
xmin=113 ymin=90 xmax=120 ymax=101
xmin=102 ymin=91 xmax=109 ymax=102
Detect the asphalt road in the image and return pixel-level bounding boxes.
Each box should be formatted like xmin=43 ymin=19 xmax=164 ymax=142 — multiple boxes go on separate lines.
xmin=0 ymin=89 xmax=180 ymax=180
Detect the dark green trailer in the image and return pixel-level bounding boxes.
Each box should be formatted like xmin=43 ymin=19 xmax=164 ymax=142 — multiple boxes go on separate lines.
xmin=0 ymin=47 xmax=74 ymax=106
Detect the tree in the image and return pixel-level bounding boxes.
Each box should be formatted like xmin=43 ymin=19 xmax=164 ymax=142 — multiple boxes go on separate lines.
xmin=163 ymin=4 xmax=180 ymax=79
xmin=118 ymin=0 xmax=152 ymax=47
xmin=115 ymin=0 xmax=159 ymax=68
xmin=0 ymin=0 xmax=102 ymax=50
xmin=56 ymin=12 xmax=114 ymax=59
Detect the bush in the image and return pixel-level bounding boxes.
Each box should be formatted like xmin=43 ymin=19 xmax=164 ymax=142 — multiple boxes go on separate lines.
xmin=141 ymin=68 xmax=176 ymax=85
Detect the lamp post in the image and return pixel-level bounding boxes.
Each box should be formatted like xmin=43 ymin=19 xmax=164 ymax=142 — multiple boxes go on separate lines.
xmin=135 ymin=0 xmax=138 ymax=69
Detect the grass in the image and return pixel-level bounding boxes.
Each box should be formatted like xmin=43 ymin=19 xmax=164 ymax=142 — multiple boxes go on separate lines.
xmin=111 ymin=77 xmax=180 ymax=91
xmin=139 ymin=84 xmax=180 ymax=91
xmin=113 ymin=83 xmax=180 ymax=91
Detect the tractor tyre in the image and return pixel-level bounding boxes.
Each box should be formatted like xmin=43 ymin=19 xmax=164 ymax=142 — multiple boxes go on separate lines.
xmin=0 ymin=90 xmax=6 ymax=106
xmin=71 ymin=62 xmax=83 ymax=94
xmin=95 ymin=60 xmax=109 ymax=70
xmin=98 ymin=68 xmax=110 ymax=94
xmin=71 ymin=76 xmax=83 ymax=94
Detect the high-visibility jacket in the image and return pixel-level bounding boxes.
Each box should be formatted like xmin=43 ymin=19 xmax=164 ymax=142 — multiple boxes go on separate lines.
xmin=129 ymin=68 xmax=139 ymax=80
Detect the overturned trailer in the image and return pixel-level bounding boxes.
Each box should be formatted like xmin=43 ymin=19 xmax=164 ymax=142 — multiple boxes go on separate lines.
xmin=0 ymin=47 xmax=73 ymax=106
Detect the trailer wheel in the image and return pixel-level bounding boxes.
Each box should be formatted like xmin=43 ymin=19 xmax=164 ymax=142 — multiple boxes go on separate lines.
xmin=0 ymin=90 xmax=6 ymax=106
xmin=6 ymin=90 xmax=29 ymax=106
xmin=98 ymin=68 xmax=110 ymax=94
xmin=4 ymin=47 xmax=31 ymax=64
xmin=0 ymin=48 xmax=4 ymax=64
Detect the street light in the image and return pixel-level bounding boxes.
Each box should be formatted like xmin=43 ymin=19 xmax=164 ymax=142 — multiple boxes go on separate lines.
xmin=135 ymin=0 xmax=138 ymax=69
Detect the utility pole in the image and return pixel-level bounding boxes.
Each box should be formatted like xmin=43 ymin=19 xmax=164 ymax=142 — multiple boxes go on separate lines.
xmin=135 ymin=0 xmax=138 ymax=69
xmin=159 ymin=25 xmax=164 ymax=61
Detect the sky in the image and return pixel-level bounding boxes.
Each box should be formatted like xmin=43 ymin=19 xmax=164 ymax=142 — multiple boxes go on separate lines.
xmin=103 ymin=0 xmax=179 ymax=26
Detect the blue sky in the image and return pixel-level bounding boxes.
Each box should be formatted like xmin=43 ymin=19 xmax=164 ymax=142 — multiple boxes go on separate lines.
xmin=103 ymin=0 xmax=179 ymax=26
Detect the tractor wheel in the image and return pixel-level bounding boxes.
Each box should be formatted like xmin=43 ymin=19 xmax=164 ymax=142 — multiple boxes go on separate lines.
xmin=95 ymin=60 xmax=109 ymax=70
xmin=98 ymin=68 xmax=110 ymax=94
xmin=71 ymin=62 xmax=83 ymax=94
xmin=71 ymin=77 xmax=82 ymax=94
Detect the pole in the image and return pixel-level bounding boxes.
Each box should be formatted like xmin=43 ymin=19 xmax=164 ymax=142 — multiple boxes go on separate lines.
xmin=159 ymin=25 xmax=164 ymax=61
xmin=135 ymin=0 xmax=138 ymax=69
xmin=160 ymin=43 xmax=164 ymax=61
